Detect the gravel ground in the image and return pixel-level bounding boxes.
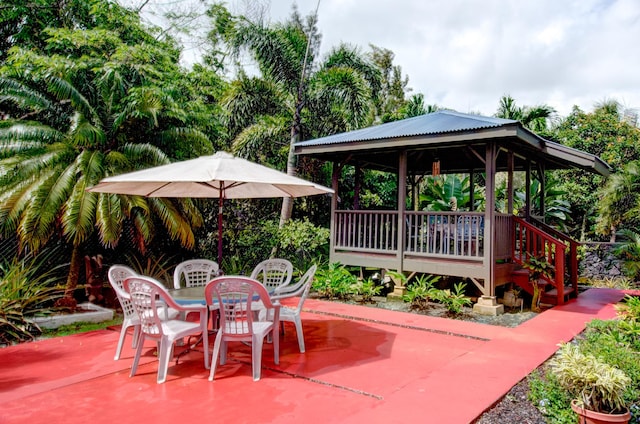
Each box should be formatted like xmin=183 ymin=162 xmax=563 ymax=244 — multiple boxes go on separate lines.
xmin=473 ymin=377 xmax=547 ymax=424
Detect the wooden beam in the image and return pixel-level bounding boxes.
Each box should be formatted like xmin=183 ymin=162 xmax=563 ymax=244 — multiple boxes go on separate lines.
xmin=398 ymin=151 xmax=407 ymax=270
xmin=484 ymin=143 xmax=496 ymax=296
xmin=507 ymin=150 xmax=514 ymax=215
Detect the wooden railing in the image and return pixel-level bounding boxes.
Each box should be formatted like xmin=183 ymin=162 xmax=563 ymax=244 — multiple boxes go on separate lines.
xmin=334 ymin=210 xmax=399 ymax=253
xmin=529 ymin=217 xmax=579 ymax=294
xmin=513 ymin=217 xmax=566 ymax=298
xmin=405 ymin=211 xmax=484 ymax=259
xmin=494 ymin=214 xmax=513 ymax=260
xmin=333 ymin=210 xmax=485 ymax=260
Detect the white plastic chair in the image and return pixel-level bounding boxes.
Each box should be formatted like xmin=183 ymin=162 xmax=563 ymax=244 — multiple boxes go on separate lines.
xmin=260 ymin=265 xmax=317 ymax=353
xmin=125 ymin=276 xmax=209 ymax=384
xmin=108 ymin=265 xmax=180 ymax=361
xmin=107 ymin=265 xmax=140 ymax=360
xmin=205 ymin=276 xmax=280 ymax=382
xmin=250 ymin=258 xmax=293 ymax=294
xmin=173 ymin=259 xmax=219 ymax=289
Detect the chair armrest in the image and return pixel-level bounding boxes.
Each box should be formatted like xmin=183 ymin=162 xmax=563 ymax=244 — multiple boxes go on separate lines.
xmin=273 ymin=279 xmax=306 ymax=297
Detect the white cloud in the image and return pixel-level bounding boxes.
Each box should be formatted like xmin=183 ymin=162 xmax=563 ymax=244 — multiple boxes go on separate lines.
xmin=142 ymin=0 xmax=640 ymax=118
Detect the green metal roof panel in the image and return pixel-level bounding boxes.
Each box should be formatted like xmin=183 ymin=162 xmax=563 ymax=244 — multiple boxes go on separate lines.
xmin=296 ymin=110 xmax=517 ymax=147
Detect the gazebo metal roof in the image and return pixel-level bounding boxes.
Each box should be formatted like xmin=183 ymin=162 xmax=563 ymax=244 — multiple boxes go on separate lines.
xmin=295 ymin=110 xmax=610 ymax=176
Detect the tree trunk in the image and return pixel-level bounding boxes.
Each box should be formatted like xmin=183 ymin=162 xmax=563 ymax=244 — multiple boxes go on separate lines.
xmin=279 ymin=99 xmax=303 ymax=227
xmin=64 ymin=245 xmax=82 ymax=298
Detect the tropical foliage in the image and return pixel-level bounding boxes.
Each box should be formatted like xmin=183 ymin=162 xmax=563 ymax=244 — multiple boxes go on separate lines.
xmin=207 ymin=4 xmax=382 ymax=224
xmin=0 ymin=252 xmax=64 ymax=345
xmin=495 ymin=94 xmax=556 ymax=133
xmin=597 ymin=161 xmax=640 ymax=238
xmin=0 ymin=0 xmax=215 ymax=299
xmin=552 ymin=101 xmax=640 ymax=241
xmin=419 ymin=174 xmax=475 ymax=211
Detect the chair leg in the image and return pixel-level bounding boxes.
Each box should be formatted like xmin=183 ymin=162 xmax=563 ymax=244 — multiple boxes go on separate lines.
xmin=114 ymin=324 xmax=129 ymax=360
xmin=156 ymin=338 xmax=171 ymax=384
xmin=273 ymin=325 xmax=279 ymax=365
xmin=131 ymin=325 xmax=140 ymax=349
xmin=293 ymin=317 xmax=305 ymax=353
xmin=129 ymin=332 xmax=145 ymax=378
xmin=209 ymin=331 xmax=224 ymax=381
xmin=220 ymin=340 xmax=228 ymax=365
xmin=252 ymin=335 xmax=264 ymax=381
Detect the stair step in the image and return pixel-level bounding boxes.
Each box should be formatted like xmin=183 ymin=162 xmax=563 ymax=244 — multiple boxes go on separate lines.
xmin=544 ymin=286 xmax=575 ymax=297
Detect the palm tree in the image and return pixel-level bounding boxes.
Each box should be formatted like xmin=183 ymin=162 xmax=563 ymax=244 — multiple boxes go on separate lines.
xmin=495 ymin=95 xmax=556 ymax=133
xmin=207 ymin=5 xmax=381 ymax=225
xmin=597 ymin=160 xmax=640 ymax=240
xmin=0 ymin=24 xmax=209 ymax=302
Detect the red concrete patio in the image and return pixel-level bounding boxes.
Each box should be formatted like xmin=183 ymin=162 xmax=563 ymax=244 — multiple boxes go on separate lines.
xmin=0 ymin=288 xmax=626 ymax=424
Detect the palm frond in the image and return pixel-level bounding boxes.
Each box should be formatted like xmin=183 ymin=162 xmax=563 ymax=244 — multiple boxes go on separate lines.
xmin=61 ymin=152 xmax=98 ymax=246
xmin=0 ymin=122 xmax=64 ymax=145
xmin=231 ymin=115 xmax=289 ymax=162
xmin=0 ymin=77 xmax=55 ymax=113
xmin=148 ymin=198 xmax=197 ymax=249
xmin=159 ymin=127 xmax=213 ymax=156
xmin=95 ymin=194 xmax=124 ymax=248
xmin=45 ymin=75 xmax=102 ymax=128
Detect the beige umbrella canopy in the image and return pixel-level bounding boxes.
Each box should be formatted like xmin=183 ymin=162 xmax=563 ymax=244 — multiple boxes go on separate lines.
xmin=88 ymin=151 xmax=333 ymax=263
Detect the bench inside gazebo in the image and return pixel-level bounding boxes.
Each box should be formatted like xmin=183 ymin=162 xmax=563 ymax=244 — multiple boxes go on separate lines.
xmin=295 ymin=110 xmax=610 ymax=311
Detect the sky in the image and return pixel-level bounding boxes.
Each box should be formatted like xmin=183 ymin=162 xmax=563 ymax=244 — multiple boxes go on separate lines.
xmin=140 ymin=0 xmax=640 ymax=119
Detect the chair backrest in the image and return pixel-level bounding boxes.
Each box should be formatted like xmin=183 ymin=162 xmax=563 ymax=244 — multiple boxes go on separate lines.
xmin=173 ymin=259 xmax=219 ymax=289
xmin=456 ymin=215 xmax=483 ymax=238
xmin=292 ymin=265 xmax=317 ymax=314
xmin=125 ymin=276 xmax=173 ymax=338
xmin=107 ymin=265 xmax=138 ymax=319
xmin=205 ymin=276 xmax=274 ymax=338
xmin=250 ymin=258 xmax=293 ymax=293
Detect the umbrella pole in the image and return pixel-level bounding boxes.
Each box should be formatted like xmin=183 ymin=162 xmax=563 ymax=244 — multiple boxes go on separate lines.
xmin=218 ymin=193 xmax=223 ymax=265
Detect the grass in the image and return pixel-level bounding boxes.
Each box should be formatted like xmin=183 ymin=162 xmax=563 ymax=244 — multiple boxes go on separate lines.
xmin=40 ymin=314 xmax=123 ymax=338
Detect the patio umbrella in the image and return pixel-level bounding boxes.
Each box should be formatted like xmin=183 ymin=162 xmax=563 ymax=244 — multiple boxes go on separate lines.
xmin=88 ymin=151 xmax=333 ymax=264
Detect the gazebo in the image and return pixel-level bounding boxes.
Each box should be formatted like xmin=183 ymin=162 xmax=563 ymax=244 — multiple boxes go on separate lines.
xmin=295 ymin=110 xmax=610 ymax=307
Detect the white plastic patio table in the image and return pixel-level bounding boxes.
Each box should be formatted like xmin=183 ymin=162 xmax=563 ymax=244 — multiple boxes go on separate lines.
xmin=168 ymin=285 xmax=274 ymax=307
xmin=169 ymin=286 xmax=210 ymax=305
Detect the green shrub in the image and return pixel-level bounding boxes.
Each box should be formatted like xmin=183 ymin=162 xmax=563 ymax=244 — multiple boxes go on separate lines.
xmin=313 ymin=262 xmax=358 ymax=299
xmin=529 ymin=298 xmax=640 ymax=421
xmin=613 ymin=229 xmax=640 ymax=281
xmin=436 ymin=282 xmax=472 ymax=314
xmin=402 ymin=274 xmax=440 ymax=308
xmin=616 ymin=294 xmax=640 ymax=322
xmin=277 ymin=218 xmax=330 ymax=271
xmin=550 ymin=342 xmax=630 ymax=413
xmin=0 ymin=255 xmax=64 ymax=345
xmin=587 ymin=276 xmax=635 ymax=290
xmin=528 ymin=370 xmax=576 ymax=424
xmin=354 ymin=278 xmax=381 ymax=302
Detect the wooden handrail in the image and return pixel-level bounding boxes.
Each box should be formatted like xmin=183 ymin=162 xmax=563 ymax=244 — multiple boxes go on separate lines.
xmin=513 ymin=217 xmax=566 ymax=297
xmin=528 ymin=217 xmax=580 ymax=292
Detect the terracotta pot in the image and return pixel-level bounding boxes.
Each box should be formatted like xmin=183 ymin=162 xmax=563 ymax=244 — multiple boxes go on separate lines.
xmin=571 ymin=399 xmax=631 ymax=424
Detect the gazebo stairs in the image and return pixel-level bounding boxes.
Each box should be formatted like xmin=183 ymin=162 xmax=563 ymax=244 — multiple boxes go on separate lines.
xmin=509 ymin=217 xmax=580 ymax=306
xmin=510 ymin=268 xmax=577 ymax=306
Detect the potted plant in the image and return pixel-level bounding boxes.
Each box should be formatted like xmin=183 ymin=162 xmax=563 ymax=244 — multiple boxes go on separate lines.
xmin=522 ymin=254 xmax=554 ymax=312
xmin=550 ymin=343 xmax=631 ymax=424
